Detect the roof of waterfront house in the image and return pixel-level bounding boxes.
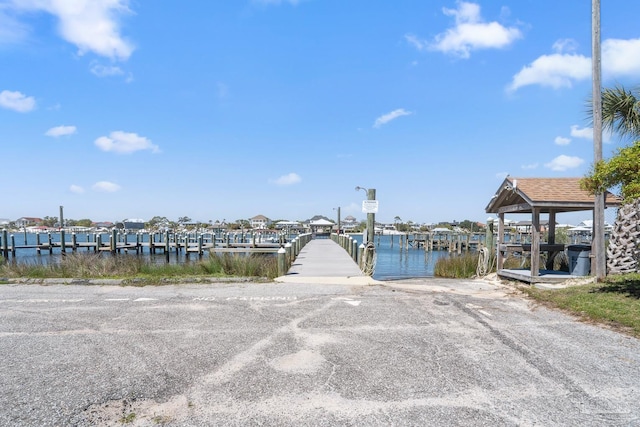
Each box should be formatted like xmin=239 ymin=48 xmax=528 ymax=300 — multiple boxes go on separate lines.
xmin=309 ymin=219 xmax=334 ymax=226
xmin=485 ymin=177 xmax=622 ymax=214
xmin=16 ymin=217 xmax=43 ymax=222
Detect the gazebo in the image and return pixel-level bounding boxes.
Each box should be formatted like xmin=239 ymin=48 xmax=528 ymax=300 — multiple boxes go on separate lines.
xmin=308 ymin=219 xmax=335 ymax=238
xmin=485 ymin=177 xmax=621 ymax=283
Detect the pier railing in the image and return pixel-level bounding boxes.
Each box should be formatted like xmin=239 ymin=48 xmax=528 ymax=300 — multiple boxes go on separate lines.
xmin=331 ymin=232 xmax=375 ymax=276
xmin=277 ymin=233 xmax=313 ymax=276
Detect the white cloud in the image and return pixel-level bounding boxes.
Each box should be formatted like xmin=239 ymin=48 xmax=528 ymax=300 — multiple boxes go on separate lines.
xmin=602 ymin=38 xmax=640 ymax=77
xmin=508 ymin=53 xmax=591 ymax=92
xmin=271 ymin=172 xmax=301 ymax=186
xmin=521 ymin=163 xmax=538 ymax=170
xmin=570 ymin=125 xmax=612 ymax=144
xmin=69 ymin=184 xmax=84 ymax=194
xmin=509 ymin=37 xmax=640 ymax=92
xmin=94 ymin=131 xmax=159 ymax=154
xmin=0 ymin=90 xmax=36 ymax=112
xmin=9 ymin=0 xmax=134 ymax=60
xmin=570 ymin=125 xmax=592 ymax=139
xmin=416 ymin=2 xmax=521 ymax=58
xmin=45 ymin=125 xmax=77 ymax=137
xmin=554 ymin=136 xmax=571 ymax=146
xmin=90 ymin=63 xmax=124 ymax=77
xmin=405 ymin=34 xmax=427 ymax=51
xmin=373 ymin=108 xmax=412 ymax=128
xmin=92 ymin=181 xmax=121 ymax=192
xmin=552 ymin=39 xmax=579 ymax=54
xmin=544 ymin=155 xmax=584 ymax=171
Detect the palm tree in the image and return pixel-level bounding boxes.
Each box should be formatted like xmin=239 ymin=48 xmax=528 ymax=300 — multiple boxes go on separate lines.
xmin=583 ymin=86 xmax=640 ymax=274
xmin=601 ymin=86 xmax=640 ymax=140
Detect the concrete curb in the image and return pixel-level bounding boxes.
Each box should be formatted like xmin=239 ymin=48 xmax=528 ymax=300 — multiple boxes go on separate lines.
xmin=274 ymin=275 xmax=384 ymax=286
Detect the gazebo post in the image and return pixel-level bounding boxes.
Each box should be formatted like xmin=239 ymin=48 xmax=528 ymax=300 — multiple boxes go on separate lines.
xmin=497 ymin=213 xmax=505 ymax=270
xmin=548 ymin=210 xmax=556 ymax=245
xmin=531 ymin=208 xmax=541 ymax=277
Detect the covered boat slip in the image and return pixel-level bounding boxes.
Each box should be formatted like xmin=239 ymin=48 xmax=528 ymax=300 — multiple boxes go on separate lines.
xmin=485 ymin=177 xmax=621 ymax=283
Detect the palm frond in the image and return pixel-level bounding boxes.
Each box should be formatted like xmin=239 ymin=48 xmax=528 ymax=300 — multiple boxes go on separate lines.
xmin=601 ymin=86 xmax=640 ymax=139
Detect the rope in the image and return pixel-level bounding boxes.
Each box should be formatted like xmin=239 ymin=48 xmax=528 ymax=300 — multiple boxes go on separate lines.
xmin=362 ymin=242 xmax=377 ymax=276
xmin=476 ymin=246 xmax=492 ymax=277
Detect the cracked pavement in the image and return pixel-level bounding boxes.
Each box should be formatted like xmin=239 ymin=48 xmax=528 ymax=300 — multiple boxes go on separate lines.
xmin=0 ymin=278 xmax=639 ymax=426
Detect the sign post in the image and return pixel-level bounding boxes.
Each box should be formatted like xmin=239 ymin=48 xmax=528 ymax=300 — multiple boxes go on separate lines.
xmin=356 ymin=186 xmax=377 ymax=276
xmin=361 ymin=189 xmax=376 ymax=246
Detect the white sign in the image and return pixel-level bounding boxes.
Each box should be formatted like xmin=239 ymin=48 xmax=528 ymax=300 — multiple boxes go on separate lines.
xmin=361 ymin=200 xmax=379 ymax=213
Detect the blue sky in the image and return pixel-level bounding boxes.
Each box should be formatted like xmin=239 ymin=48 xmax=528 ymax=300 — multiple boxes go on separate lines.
xmin=1 ymin=0 xmax=638 ymax=226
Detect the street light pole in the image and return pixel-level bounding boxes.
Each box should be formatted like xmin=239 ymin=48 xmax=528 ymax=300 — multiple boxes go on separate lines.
xmin=366 ymin=188 xmax=375 ymax=245
xmin=355 ymin=186 xmax=376 ymax=245
xmin=356 ymin=186 xmax=376 ymax=276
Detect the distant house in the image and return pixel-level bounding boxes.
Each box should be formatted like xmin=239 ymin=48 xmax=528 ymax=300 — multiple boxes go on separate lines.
xmin=92 ymin=221 xmax=114 ymax=229
xmin=341 ymin=215 xmax=359 ymax=231
xmin=15 ymin=217 xmax=43 ymax=228
xmin=250 ymin=215 xmax=271 ymax=230
xmin=275 ymin=220 xmax=302 ymax=231
xmin=211 ymin=220 xmax=227 ymax=232
xmin=123 ymin=218 xmax=145 ymax=230
xmin=0 ymin=218 xmax=10 ymax=226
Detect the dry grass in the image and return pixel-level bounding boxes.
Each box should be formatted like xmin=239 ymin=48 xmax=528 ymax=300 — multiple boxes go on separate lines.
xmin=0 ymin=252 xmax=279 ymax=281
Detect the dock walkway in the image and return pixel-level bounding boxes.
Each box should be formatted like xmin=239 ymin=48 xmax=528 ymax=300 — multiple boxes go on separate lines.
xmin=276 ymin=239 xmax=382 ymax=285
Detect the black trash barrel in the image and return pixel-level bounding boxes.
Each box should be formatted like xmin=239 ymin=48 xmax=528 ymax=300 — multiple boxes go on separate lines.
xmin=567 ymin=245 xmax=591 ymax=276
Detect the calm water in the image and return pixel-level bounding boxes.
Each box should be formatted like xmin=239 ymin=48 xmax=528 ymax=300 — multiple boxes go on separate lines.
xmin=1 ymin=232 xmax=455 ymax=280
xmin=349 ymin=234 xmax=452 ymax=280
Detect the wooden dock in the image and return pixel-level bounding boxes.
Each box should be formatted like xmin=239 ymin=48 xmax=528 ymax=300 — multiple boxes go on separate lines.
xmin=379 ymin=232 xmax=484 ymax=254
xmin=0 ymin=229 xmax=287 ymax=260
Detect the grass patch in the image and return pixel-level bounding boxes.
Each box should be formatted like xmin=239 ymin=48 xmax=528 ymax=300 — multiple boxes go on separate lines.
xmin=0 ymin=252 xmax=279 ymax=282
xmin=434 ymin=252 xmax=523 ymax=278
xmin=521 ymin=273 xmax=640 ymax=338
xmin=434 ymin=252 xmax=479 ymax=278
xmin=120 ymin=412 xmax=136 ymax=424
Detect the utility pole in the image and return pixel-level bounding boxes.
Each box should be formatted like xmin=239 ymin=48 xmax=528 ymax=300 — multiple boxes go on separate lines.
xmin=592 ymin=0 xmax=606 ymax=281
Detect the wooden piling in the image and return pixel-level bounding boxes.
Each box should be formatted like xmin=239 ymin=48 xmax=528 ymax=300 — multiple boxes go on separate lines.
xmin=164 ymin=231 xmax=170 ymax=263
xmin=60 ymin=230 xmax=66 ymax=253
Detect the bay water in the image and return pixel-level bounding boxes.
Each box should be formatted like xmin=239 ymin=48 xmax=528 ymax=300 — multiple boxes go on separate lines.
xmin=349 ymin=234 xmax=451 ymax=280
xmin=1 ymin=232 xmax=453 ymax=280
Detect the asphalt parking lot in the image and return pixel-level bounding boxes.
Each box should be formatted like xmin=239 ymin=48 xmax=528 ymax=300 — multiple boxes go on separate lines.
xmin=1 ymin=278 xmax=639 ymax=426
